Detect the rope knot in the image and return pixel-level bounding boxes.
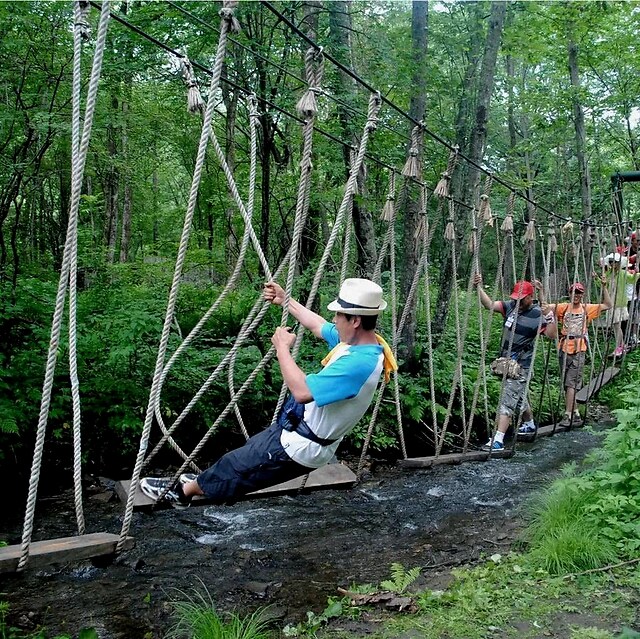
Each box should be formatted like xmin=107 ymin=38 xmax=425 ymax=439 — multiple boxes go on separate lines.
xmin=179 ymin=57 xmax=205 ymax=114
xmin=75 ymin=0 xmax=92 ymax=40
xmin=219 ymin=4 xmax=241 ymax=33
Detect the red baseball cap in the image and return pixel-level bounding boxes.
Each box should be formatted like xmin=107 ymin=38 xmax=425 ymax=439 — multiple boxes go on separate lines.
xmin=510 ymin=280 xmax=534 ymax=300
xmin=569 ymin=282 xmax=585 ymax=293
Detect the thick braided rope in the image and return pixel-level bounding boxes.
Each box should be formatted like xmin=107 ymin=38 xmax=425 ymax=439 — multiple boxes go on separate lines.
xmin=460 ymin=209 xmax=485 ymax=451
xmin=538 ymin=228 xmax=562 ymax=428
xmin=358 ymin=188 xmax=437 ymax=473
xmin=272 ymin=93 xmax=381 ymax=423
xmin=147 ymin=172 xmax=334 ymax=478
xmin=150 ymin=96 xmax=260 ymax=460
xmin=144 ymin=86 xmax=321 ymax=467
xmin=480 ymin=218 xmax=513 ymax=445
xmin=386 ymin=193 xmax=406 ymax=458
xmin=70 ymin=0 xmax=86 ymax=539
xmin=271 ymin=49 xmax=323 ymax=423
xmin=555 ymin=222 xmax=585 ymax=416
xmin=118 ymin=1 xmax=238 ymax=551
xmin=372 ymin=170 xmax=396 ymax=282
xmin=208 ymin=116 xmax=272 ymax=281
xmin=585 ymin=226 xmax=610 ymax=392
xmin=146 ymin=117 xmax=323 ymax=470
xmin=466 ymin=177 xmax=496 ymax=445
xmin=340 ymin=197 xmax=354 ymax=284
xmin=356 ymin=172 xmax=400 ymax=476
xmin=508 ymin=223 xmax=546 ymax=441
xmin=486 ymin=223 xmax=536 ymax=453
xmin=424 ymin=198 xmax=444 ymax=451
xmin=18 ymin=0 xmax=111 ymax=571
xmin=227 ymin=95 xmax=261 ymax=439
xmin=435 ymin=199 xmax=467 ymax=456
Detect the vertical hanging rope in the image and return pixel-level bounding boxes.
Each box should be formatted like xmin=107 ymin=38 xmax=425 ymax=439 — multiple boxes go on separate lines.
xmin=357 ymin=170 xmax=401 ymax=476
xmin=228 ymin=95 xmax=261 ymax=440
xmin=69 ymin=0 xmax=88 ymax=540
xmin=143 ymin=53 xmax=324 ymax=477
xmin=119 ymin=0 xmax=241 ymax=552
xmin=479 ymin=174 xmax=494 ymax=227
xmin=271 ymin=48 xmax=325 ymax=422
xmin=18 ymin=0 xmax=111 ymax=572
xmin=435 ymin=198 xmax=468 ymax=457
xmin=358 ymin=185 xmax=435 ymax=475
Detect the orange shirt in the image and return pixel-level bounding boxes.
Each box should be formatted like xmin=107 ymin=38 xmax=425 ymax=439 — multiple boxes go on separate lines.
xmin=555 ymin=303 xmax=602 ymax=354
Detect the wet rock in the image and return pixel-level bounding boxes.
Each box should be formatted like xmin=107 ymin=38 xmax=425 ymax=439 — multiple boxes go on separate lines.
xmin=244 ymin=581 xmax=270 ymax=597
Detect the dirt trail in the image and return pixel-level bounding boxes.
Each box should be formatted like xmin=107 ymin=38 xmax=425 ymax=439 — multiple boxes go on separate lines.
xmin=0 ymin=418 xmax=609 ymax=639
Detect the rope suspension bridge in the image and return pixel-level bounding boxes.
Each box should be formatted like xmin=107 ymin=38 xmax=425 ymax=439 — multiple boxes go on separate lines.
xmin=1 ymin=0 xmax=636 ymax=575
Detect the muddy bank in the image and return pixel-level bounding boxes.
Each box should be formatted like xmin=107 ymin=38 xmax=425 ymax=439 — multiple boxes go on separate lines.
xmin=1 ymin=417 xmax=610 ymax=639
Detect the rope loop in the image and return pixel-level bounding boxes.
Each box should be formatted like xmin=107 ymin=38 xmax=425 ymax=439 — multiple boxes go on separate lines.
xmin=75 ymin=0 xmax=91 ymax=40
xmin=219 ymin=1 xmax=242 ymax=33
xmin=380 ymin=170 xmax=396 ymax=222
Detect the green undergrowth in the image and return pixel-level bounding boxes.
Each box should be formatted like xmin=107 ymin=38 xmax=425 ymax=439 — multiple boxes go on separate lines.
xmin=289 ymin=384 xmax=640 ymax=638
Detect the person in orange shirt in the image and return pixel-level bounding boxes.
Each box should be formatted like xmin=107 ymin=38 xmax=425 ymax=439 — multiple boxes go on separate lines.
xmin=550 ymin=277 xmax=611 ymax=426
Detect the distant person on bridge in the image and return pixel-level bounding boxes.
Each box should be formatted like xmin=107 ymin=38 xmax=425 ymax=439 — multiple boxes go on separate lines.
xmin=474 ymin=274 xmax=553 ymax=449
xmin=140 ymin=278 xmax=396 ymax=507
xmin=605 ymin=253 xmax=640 ymax=357
xmin=545 ymin=276 xmax=611 ymax=427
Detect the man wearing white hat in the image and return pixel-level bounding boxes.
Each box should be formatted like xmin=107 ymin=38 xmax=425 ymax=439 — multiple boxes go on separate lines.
xmin=140 ymin=278 xmax=396 ymax=507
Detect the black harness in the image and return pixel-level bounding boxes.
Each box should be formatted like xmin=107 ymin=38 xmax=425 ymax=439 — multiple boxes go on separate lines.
xmin=278 ymin=395 xmax=339 ymax=446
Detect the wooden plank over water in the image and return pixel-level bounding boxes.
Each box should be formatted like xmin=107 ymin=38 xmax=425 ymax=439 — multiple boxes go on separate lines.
xmin=115 ymin=463 xmax=357 ymax=510
xmin=399 ymin=448 xmax=514 ymax=469
xmin=576 ymin=367 xmax=619 ymax=403
xmin=0 ymin=533 xmax=134 ymax=574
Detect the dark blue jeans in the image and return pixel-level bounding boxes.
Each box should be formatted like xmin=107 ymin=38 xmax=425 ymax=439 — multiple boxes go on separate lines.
xmin=196 ymin=423 xmax=311 ymax=504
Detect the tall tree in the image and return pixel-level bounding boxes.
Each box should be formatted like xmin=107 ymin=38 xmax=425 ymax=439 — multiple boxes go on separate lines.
xmin=399 ymin=0 xmax=428 ymax=369
xmin=433 ymin=0 xmax=506 ymax=337
xmin=328 ymin=0 xmax=377 ymax=277
xmin=566 ymin=12 xmax=592 ymax=222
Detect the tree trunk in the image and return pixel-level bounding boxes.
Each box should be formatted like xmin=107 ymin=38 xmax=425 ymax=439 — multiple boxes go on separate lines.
xmin=399 ymin=0 xmax=429 ymax=370
xmin=567 ymin=24 xmax=592 ymax=221
xmin=299 ymin=1 xmax=323 ymax=273
xmin=433 ymin=1 xmax=506 ymax=337
xmin=104 ymin=96 xmax=119 ymax=265
xmin=119 ymin=102 xmax=132 ymax=263
xmin=328 ymin=0 xmax=377 ymax=277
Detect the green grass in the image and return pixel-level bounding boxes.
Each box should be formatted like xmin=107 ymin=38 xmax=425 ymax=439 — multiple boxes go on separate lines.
xmin=166 ymin=584 xmax=273 ymax=639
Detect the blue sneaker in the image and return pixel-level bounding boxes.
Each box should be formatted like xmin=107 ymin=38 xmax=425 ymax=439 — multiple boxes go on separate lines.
xmin=517 ymin=422 xmax=536 ymax=435
xmin=483 ymin=440 xmax=504 ymax=451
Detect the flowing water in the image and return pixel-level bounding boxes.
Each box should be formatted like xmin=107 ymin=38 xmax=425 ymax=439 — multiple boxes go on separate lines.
xmin=0 ymin=417 xmax=609 ymax=638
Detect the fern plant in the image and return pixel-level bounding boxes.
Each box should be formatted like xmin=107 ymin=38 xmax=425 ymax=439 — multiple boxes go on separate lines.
xmin=380 ymin=563 xmax=421 ymax=594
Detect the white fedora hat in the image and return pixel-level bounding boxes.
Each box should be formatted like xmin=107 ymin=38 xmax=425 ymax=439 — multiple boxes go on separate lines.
xmin=327 ymin=278 xmax=387 ymax=316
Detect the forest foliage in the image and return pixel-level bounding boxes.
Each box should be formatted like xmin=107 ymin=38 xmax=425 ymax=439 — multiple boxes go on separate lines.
xmin=1 ymin=1 xmax=639 ymax=487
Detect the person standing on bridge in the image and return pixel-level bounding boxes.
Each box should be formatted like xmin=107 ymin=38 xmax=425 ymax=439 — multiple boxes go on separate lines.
xmin=546 ymin=276 xmax=611 ymax=427
xmin=474 ymin=273 xmax=553 ymax=449
xmin=140 ymin=278 xmax=396 ymax=507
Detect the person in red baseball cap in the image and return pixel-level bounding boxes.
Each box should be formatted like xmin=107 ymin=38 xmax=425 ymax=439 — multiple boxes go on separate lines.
xmin=474 ymin=272 xmax=553 ymax=449
xmin=510 ymin=280 xmax=535 ymax=300
xmin=546 ymin=276 xmax=611 ymax=427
